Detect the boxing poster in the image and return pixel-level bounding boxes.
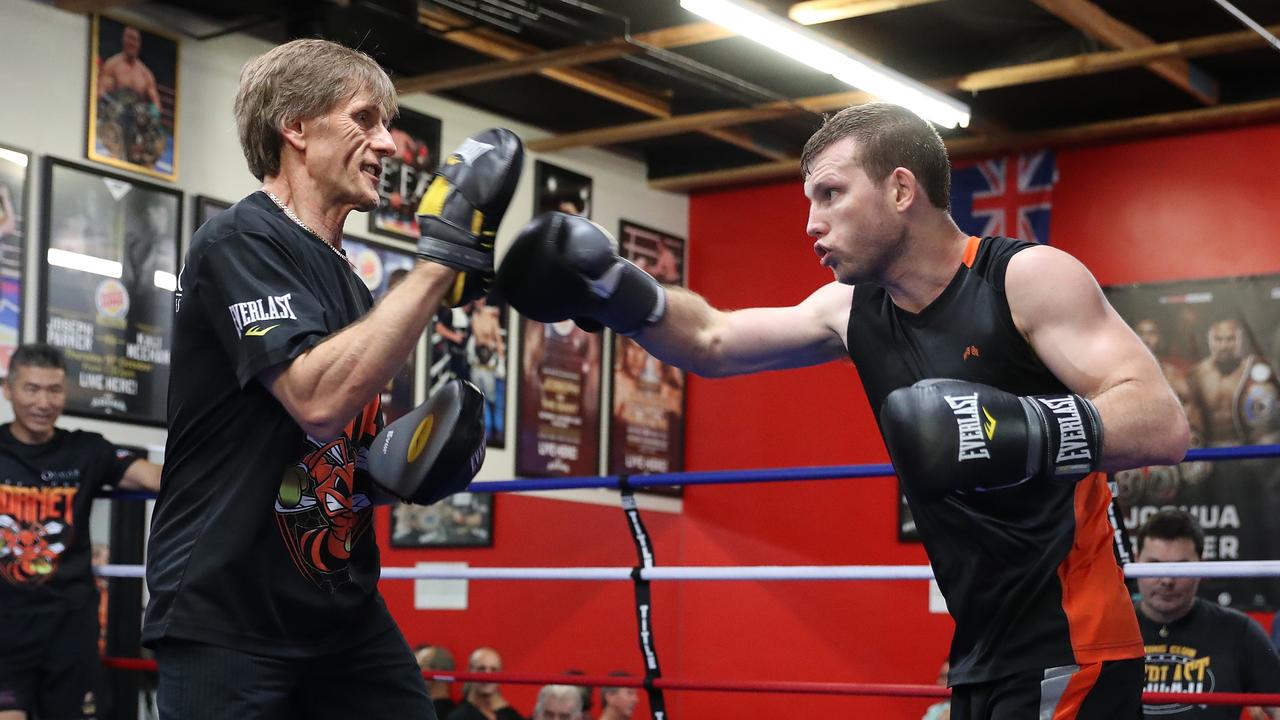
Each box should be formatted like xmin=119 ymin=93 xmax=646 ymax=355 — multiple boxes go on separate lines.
xmin=608 ymin=221 xmax=686 ymax=480
xmin=193 ymin=195 xmax=230 ymax=234
xmin=389 ymin=492 xmax=493 ymax=548
xmin=368 ymin=108 xmax=441 ymax=240
xmin=429 ymin=298 xmax=509 ymax=448
xmin=0 ymin=145 xmax=29 ymax=376
xmin=87 ymin=15 xmax=180 ymax=182
xmin=39 ymin=158 xmax=180 ymax=425
xmin=342 ymin=236 xmax=419 ymax=424
xmin=1105 ymin=274 xmax=1280 ymax=611
xmin=515 ymin=163 xmax=601 ymax=476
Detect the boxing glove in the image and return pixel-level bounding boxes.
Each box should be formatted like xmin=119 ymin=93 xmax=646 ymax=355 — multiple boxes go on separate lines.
xmin=495 ymin=212 xmax=665 ymax=336
xmin=880 ymin=379 xmax=1104 ymax=505
xmin=417 ymin=128 xmax=524 ymax=307
xmin=367 ymin=378 xmax=486 ymax=506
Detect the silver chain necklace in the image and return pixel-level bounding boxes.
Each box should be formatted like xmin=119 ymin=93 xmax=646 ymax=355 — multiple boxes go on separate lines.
xmin=262 ymin=189 xmax=355 ymax=270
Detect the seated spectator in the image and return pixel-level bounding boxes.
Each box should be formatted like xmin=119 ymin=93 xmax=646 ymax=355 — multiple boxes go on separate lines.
xmin=921 ymin=660 xmax=950 ymax=720
xmin=416 ymin=644 xmax=459 ymax=719
xmin=531 ymin=684 xmax=582 ymax=720
xmin=562 ymin=669 xmax=593 ymax=719
xmin=597 ymin=672 xmax=638 ymax=720
xmin=447 ymin=647 xmax=524 ymax=720
xmin=1134 ymin=509 xmax=1280 ymax=720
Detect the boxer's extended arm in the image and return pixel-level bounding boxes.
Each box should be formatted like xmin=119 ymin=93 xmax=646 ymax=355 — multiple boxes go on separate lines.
xmin=1006 ymin=245 xmax=1190 ymax=470
xmin=263 ymin=262 xmax=458 ymax=440
xmin=635 ymin=282 xmax=851 ymax=378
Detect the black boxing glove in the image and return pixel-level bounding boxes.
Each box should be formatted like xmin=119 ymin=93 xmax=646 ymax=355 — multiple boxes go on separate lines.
xmin=880 ymin=379 xmax=1104 ymax=505
xmin=367 ymin=378 xmax=486 ymax=505
xmin=495 ymin=212 xmax=665 ymax=336
xmin=416 ymin=128 xmax=524 ymax=307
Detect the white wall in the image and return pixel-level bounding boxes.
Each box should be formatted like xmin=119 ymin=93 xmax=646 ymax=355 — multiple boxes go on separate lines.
xmin=0 ymin=0 xmax=689 ymax=494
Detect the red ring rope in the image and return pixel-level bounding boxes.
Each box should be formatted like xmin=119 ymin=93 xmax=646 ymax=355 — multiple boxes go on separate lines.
xmin=99 ymin=658 xmax=1280 ymax=706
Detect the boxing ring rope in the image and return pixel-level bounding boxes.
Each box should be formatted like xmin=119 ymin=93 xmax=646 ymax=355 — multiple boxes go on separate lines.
xmin=95 ymin=560 xmax=1280 ymax=581
xmin=95 ymin=658 xmax=1280 ymax=707
xmin=96 ymin=442 xmax=1280 ymax=713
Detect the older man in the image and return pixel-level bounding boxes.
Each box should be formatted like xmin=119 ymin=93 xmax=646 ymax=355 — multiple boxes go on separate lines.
xmin=142 ymin=38 xmax=521 ymax=720
xmin=531 ymin=685 xmax=583 ymax=720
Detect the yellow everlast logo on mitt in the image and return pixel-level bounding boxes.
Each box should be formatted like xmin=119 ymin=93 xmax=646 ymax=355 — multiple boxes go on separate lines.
xmin=418 ymin=176 xmax=452 ymax=216
xmin=408 ymin=414 xmax=435 ymax=462
xmin=982 ymin=407 xmax=997 ymax=439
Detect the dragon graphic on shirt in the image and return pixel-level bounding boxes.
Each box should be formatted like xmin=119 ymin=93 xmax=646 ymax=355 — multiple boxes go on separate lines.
xmin=0 ymin=484 xmax=78 ymax=587
xmin=274 ymin=398 xmax=381 ymax=593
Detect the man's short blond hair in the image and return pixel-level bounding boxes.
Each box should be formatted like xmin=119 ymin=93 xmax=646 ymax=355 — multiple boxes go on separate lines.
xmin=234 ymin=38 xmax=397 ymax=181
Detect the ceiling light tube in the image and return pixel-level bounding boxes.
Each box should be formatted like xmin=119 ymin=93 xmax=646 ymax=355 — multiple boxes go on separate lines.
xmin=681 ymin=0 xmax=970 ymax=128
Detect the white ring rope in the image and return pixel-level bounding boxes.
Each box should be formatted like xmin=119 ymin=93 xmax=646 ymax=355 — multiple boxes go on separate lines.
xmin=96 ymin=560 xmax=1280 ymax=581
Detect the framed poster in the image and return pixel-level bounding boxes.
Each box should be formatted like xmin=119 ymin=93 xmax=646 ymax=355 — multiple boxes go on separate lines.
xmin=87 ymin=15 xmax=180 ymax=181
xmin=39 ymin=158 xmax=181 ymax=424
xmin=390 ymin=492 xmax=493 ymax=548
xmin=608 ymin=221 xmax=686 ymax=480
xmin=0 ymin=144 xmax=30 ymax=376
xmin=193 ymin=195 xmax=231 ymax=232
xmin=343 ymin=236 xmax=420 ymax=424
xmin=516 ymin=317 xmax=603 ymax=477
xmin=533 ymin=160 xmax=592 ymax=217
xmin=369 ymin=108 xmax=441 ymax=240
xmin=430 ymin=298 xmax=509 ymax=448
xmin=1105 ymin=274 xmax=1280 ymax=611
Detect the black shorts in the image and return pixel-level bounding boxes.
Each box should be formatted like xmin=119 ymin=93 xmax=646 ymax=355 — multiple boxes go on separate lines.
xmin=0 ymin=606 xmax=101 ymax=719
xmin=153 ymin=624 xmax=434 ymax=720
xmin=951 ymin=658 xmax=1143 ymax=720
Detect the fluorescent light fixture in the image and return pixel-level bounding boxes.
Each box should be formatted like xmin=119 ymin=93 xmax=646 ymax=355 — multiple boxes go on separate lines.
xmin=47 ymin=248 xmax=122 ymax=278
xmin=154 ymin=270 xmax=177 ymax=291
xmin=680 ymin=0 xmax=970 ymax=129
xmin=0 ymin=148 xmax=28 ymax=168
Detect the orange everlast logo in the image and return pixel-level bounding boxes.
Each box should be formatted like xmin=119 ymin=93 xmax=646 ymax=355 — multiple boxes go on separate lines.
xmin=963 ymin=345 xmax=981 ymax=361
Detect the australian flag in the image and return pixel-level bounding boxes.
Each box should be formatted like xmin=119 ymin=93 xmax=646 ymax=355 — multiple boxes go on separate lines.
xmin=950 ymin=150 xmax=1058 ymax=245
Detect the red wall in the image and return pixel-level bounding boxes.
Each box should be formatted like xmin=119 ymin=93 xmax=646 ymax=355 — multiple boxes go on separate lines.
xmin=380 ymin=121 xmax=1280 ymax=719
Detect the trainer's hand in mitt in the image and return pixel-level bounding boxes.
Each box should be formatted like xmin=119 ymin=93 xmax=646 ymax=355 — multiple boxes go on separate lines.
xmin=368 ymin=379 xmax=487 ymax=505
xmin=417 ymin=128 xmax=524 ymax=306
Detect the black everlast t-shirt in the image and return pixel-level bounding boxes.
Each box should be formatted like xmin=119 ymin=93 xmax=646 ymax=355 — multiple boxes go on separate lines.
xmin=847 ymin=236 xmax=1143 ymax=686
xmin=1138 ymin=598 xmax=1280 ymax=719
xmin=0 ymin=426 xmax=133 ymax=614
xmin=143 ymin=191 xmax=394 ymax=657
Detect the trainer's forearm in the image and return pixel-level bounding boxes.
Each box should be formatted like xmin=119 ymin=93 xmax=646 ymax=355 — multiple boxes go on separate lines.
xmin=273 ymin=261 xmax=456 ymax=438
xmin=1090 ymin=377 xmax=1190 ymax=472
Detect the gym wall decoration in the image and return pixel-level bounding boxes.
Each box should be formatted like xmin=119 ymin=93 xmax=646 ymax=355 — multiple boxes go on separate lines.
xmin=0 ymin=144 xmax=30 ymax=376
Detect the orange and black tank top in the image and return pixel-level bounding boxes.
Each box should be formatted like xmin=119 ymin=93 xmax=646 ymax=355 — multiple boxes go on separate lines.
xmin=847 ymin=235 xmax=1143 ymax=685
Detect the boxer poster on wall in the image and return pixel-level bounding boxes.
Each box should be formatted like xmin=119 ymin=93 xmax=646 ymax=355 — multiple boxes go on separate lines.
xmin=87 ymin=15 xmax=180 ymax=182
xmin=193 ymin=195 xmax=230 ymax=233
xmin=369 ymin=108 xmax=441 ymax=240
xmin=430 ymin=298 xmax=509 ymax=448
xmin=1104 ymin=274 xmax=1280 ymax=612
xmin=343 ymin=236 xmax=419 ymax=424
xmin=390 ymin=492 xmax=493 ymax=548
xmin=534 ymin=160 xmax=592 ymax=217
xmin=608 ymin=221 xmax=686 ymax=481
xmin=0 ymin=145 xmax=29 ymax=376
xmin=39 ymin=158 xmax=180 ymax=425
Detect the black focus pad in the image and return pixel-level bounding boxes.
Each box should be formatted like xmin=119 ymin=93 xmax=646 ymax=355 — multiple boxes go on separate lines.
xmin=880 ymin=379 xmax=1039 ymax=505
xmin=368 ymin=379 xmax=487 ymax=506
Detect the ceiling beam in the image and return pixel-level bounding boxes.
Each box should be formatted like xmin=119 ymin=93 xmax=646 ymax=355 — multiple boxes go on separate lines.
xmin=1028 ymin=0 xmax=1219 ymax=105
xmin=53 ymin=0 xmax=141 ymax=12
xmin=788 ymin=0 xmax=948 ymax=25
xmin=414 ymin=6 xmax=786 ymax=161
xmin=530 ymin=21 xmax=1276 ymax=154
xmin=650 ymin=96 xmax=1280 ymax=192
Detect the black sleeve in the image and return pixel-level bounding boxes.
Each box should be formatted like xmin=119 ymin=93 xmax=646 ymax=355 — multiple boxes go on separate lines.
xmin=192 ymin=229 xmax=333 ymax=387
xmin=1240 ymin=613 xmax=1280 ymax=692
xmin=80 ymin=432 xmax=137 ymax=489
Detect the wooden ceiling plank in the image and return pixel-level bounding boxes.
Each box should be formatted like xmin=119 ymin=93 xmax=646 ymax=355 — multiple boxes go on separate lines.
xmin=54 ymin=0 xmax=141 ymax=13
xmin=788 ymin=0 xmax=949 ymax=25
xmin=395 ymin=39 xmax=635 ymax=95
xmin=651 ymin=97 xmax=1280 ymax=192
xmin=1028 ymin=0 xmax=1219 ymax=105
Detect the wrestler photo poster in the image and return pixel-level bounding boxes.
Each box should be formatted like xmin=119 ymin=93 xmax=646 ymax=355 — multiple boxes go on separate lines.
xmin=429 ymin=297 xmax=509 ymax=448
xmin=0 ymin=144 xmax=29 ymax=376
xmin=1105 ymin=274 xmax=1280 ymax=611
xmin=608 ymin=221 xmax=686 ymax=483
xmin=87 ymin=15 xmax=180 ymax=182
xmin=368 ymin=108 xmax=441 ymax=240
xmin=39 ymin=158 xmax=181 ymax=425
xmin=343 ymin=236 xmax=419 ymax=425
xmin=515 ymin=163 xmax=602 ymax=476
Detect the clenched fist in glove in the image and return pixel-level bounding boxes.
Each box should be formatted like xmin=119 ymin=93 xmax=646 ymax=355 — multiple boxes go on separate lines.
xmin=495 ymin=211 xmax=666 ymax=336
xmin=416 ymin=128 xmax=523 ymax=307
